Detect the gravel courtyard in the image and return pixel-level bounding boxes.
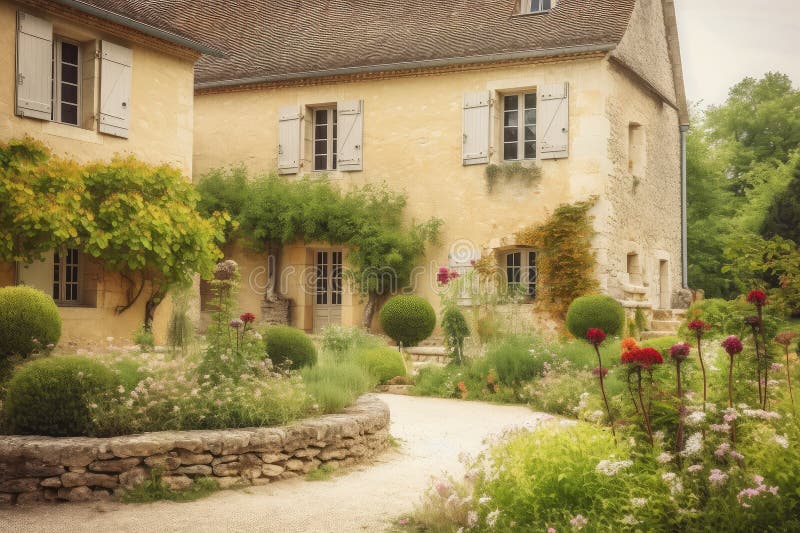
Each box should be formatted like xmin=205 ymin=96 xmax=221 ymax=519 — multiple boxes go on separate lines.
xmin=0 ymin=394 xmax=545 ymax=533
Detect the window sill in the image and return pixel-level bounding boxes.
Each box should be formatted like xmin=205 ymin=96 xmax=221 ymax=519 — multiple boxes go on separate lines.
xmin=42 ymin=121 xmax=102 ymax=144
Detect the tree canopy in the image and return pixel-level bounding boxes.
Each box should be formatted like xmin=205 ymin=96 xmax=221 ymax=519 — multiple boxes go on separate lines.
xmin=0 ymin=137 xmax=226 ymax=325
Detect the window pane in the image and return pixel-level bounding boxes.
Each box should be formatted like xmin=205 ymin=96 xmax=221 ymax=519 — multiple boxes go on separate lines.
xmin=524 ymin=109 xmax=537 ymax=126
xmin=314 ymin=155 xmax=327 ymax=171
xmin=61 ymin=63 xmax=78 ymax=84
xmin=503 ymin=95 xmax=518 ymax=111
xmin=314 ymin=109 xmax=327 ymax=125
xmin=525 ymin=125 xmax=536 ymax=141
xmin=504 ymin=143 xmax=518 ymax=161
xmin=314 ymin=140 xmax=327 ymax=155
xmin=61 ymin=83 xmax=78 ymax=104
xmin=542 ymin=0 xmax=551 ymax=10
xmin=524 ymin=93 xmax=537 ymax=109
xmin=314 ymin=124 xmax=327 ymax=140
xmin=61 ymin=42 xmax=78 ymax=64
xmin=60 ymin=103 xmax=78 ymax=125
xmin=524 ymin=141 xmax=537 ymax=159
xmin=503 ymin=110 xmax=518 ymax=128
xmin=503 ymin=127 xmax=518 ymax=143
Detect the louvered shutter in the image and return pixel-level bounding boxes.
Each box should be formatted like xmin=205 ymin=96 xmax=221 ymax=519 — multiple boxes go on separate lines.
xmin=462 ymin=91 xmax=490 ymax=165
xmin=99 ymin=41 xmax=132 ymax=138
xmin=15 ymin=12 xmax=52 ymax=120
xmin=336 ymin=100 xmax=363 ymax=171
xmin=537 ymin=82 xmax=569 ymax=160
xmin=277 ymin=106 xmax=301 ymax=174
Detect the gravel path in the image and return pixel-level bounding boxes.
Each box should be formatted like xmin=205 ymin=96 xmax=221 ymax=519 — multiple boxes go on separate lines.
xmin=0 ymin=394 xmax=545 ymax=533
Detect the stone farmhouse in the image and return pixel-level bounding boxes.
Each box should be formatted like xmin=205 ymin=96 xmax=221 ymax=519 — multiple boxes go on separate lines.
xmin=1 ymin=0 xmax=689 ymax=342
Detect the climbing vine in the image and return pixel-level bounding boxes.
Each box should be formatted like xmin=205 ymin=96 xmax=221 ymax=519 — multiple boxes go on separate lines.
xmin=484 ymin=162 xmax=542 ymax=193
xmin=515 ymin=197 xmax=599 ymax=317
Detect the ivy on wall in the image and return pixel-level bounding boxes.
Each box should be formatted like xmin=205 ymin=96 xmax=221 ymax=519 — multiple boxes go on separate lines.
xmin=484 ymin=162 xmax=542 ymax=193
xmin=515 ymin=197 xmax=599 ymax=317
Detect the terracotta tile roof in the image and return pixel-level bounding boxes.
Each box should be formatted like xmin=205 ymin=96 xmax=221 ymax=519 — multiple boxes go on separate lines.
xmin=76 ymin=0 xmax=636 ymax=86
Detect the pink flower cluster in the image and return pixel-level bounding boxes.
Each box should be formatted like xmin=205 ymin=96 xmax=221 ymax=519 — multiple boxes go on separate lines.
xmin=746 ymin=289 xmax=768 ymax=307
xmin=436 ymin=267 xmax=460 ymax=285
xmin=586 ymin=328 xmax=606 ymax=346
xmin=737 ymin=475 xmax=779 ymax=508
xmin=721 ymin=335 xmax=743 ymax=356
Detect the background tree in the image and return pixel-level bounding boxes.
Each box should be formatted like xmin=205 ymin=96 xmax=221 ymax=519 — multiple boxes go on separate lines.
xmin=0 ymin=137 xmax=226 ymax=329
xmin=762 ymin=163 xmax=800 ymax=243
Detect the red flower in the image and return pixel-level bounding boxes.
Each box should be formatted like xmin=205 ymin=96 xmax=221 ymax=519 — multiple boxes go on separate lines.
xmin=621 ymin=347 xmax=663 ymax=369
xmin=586 ymin=328 xmax=606 ymax=346
xmin=746 ymin=289 xmax=768 ymax=307
xmin=240 ymin=312 xmax=256 ymax=324
xmin=437 ymin=267 xmax=455 ymax=285
xmin=721 ymin=335 xmax=743 ymax=356
xmin=670 ymin=342 xmax=691 ymax=362
xmin=687 ymin=320 xmax=710 ymax=333
xmin=592 ymin=366 xmax=609 ymax=377
xmin=449 ymin=270 xmax=460 ymax=280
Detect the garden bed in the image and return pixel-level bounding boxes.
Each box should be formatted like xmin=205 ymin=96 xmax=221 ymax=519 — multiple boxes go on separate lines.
xmin=0 ymin=394 xmax=389 ymax=505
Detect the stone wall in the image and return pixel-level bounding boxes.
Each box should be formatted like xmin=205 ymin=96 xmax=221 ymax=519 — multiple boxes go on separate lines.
xmin=0 ymin=395 xmax=389 ymax=505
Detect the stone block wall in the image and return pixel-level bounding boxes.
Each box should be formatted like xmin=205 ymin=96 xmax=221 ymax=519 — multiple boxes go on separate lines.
xmin=0 ymin=395 xmax=389 ymax=505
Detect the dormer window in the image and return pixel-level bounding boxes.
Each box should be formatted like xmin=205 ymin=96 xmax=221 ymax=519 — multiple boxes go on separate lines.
xmin=524 ymin=0 xmax=552 ymax=13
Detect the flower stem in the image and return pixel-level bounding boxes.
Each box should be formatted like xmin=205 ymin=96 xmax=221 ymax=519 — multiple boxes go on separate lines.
xmin=594 ymin=345 xmax=616 ymax=440
xmin=637 ymin=367 xmax=654 ymax=446
xmin=787 ymin=346 xmax=796 ymax=417
xmin=676 ymin=361 xmax=684 ymax=452
xmin=696 ymin=333 xmax=707 ymax=412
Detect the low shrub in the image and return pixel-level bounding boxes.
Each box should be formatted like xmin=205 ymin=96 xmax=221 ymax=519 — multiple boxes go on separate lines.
xmin=640 ymin=335 xmax=680 ymax=356
xmin=301 ymin=361 xmax=377 ymax=414
xmin=379 ymin=295 xmax=436 ymax=347
xmin=133 ymin=325 xmax=155 ymax=350
xmin=3 ymin=356 xmax=119 ymax=437
xmin=478 ymin=335 xmax=546 ymax=386
xmin=320 ymin=325 xmax=381 ymax=359
xmin=565 ymin=294 xmax=625 ymax=339
xmin=441 ymin=306 xmax=470 ymax=362
xmin=167 ymin=288 xmax=194 ymax=352
xmin=356 ymin=346 xmax=407 ymax=384
xmin=111 ymin=358 xmax=148 ymax=390
xmin=0 ymin=285 xmax=61 ymax=359
xmin=264 ymin=325 xmax=317 ymax=369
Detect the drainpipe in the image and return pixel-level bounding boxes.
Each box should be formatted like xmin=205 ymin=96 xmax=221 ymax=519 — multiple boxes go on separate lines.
xmin=680 ymin=124 xmax=689 ymax=289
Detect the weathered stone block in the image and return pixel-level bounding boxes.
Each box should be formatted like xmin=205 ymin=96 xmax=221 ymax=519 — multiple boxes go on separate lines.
xmin=215 ymin=477 xmax=242 ymax=489
xmin=0 ymin=460 xmax=65 ymax=478
xmin=119 ymin=467 xmax=148 ymax=490
xmin=92 ymin=489 xmax=113 ymax=501
xmin=282 ymin=459 xmax=304 ymax=471
xmin=144 ymin=454 xmax=180 ymax=470
xmin=162 ymin=475 xmax=193 ymax=490
xmin=261 ymin=464 xmax=285 ymax=477
xmin=317 ymin=448 xmax=348 ymax=461
xmin=211 ymin=455 xmax=238 ymax=465
xmin=176 ymin=465 xmax=212 ymax=476
xmin=58 ymin=486 xmax=93 ymax=502
xmin=0 ymin=478 xmax=40 ymax=493
xmin=61 ymin=471 xmax=118 ymax=489
xmin=0 ymin=493 xmax=13 ymax=505
xmin=212 ymin=462 xmax=241 ymax=477
xmin=292 ymin=447 xmax=321 ymax=459
xmin=15 ymin=491 xmax=43 ymax=505
xmin=89 ymin=457 xmax=141 ymax=473
xmin=260 ymin=453 xmax=289 ymax=463
xmin=40 ymin=476 xmax=62 ymax=488
xmin=177 ymin=451 xmax=213 ymax=465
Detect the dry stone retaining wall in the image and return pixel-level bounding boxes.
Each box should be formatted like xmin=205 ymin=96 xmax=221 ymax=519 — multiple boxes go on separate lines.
xmin=0 ymin=395 xmax=389 ymax=505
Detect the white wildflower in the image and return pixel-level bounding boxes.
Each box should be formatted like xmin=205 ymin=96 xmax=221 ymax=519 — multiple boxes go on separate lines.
xmin=680 ymin=433 xmax=704 ymax=457
xmin=685 ymin=411 xmax=707 ymax=426
xmin=774 ymin=434 xmax=789 ymax=449
xmin=596 ymin=459 xmax=633 ymax=476
xmin=486 ymin=509 xmax=500 ymax=527
xmin=630 ymin=497 xmax=648 ymax=507
xmin=657 ymin=452 xmax=674 ymax=464
xmin=620 ymin=515 xmax=641 ymax=525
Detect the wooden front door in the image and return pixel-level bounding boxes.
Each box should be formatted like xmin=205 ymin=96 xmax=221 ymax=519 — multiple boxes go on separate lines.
xmin=313 ymin=250 xmax=343 ymax=331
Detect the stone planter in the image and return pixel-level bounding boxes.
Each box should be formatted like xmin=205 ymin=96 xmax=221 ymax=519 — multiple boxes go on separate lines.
xmin=0 ymin=395 xmax=389 ymax=505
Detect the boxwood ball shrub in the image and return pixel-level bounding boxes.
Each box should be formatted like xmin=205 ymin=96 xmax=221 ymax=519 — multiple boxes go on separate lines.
xmin=264 ymin=325 xmax=317 ymax=369
xmin=0 ymin=285 xmax=61 ymax=359
xmin=565 ymin=294 xmax=625 ymax=339
xmin=4 ymin=356 xmax=119 ymax=436
xmin=379 ymin=295 xmax=436 ymax=347
xmin=356 ymin=346 xmax=407 ymax=383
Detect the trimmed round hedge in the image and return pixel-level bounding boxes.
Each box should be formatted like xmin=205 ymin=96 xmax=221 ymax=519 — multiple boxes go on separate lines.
xmin=379 ymin=295 xmax=436 ymax=347
xmin=356 ymin=347 xmax=407 ymax=384
xmin=565 ymin=294 xmax=625 ymax=339
xmin=4 ymin=356 xmax=119 ymax=437
xmin=0 ymin=285 xmax=61 ymax=359
xmin=264 ymin=325 xmax=318 ymax=369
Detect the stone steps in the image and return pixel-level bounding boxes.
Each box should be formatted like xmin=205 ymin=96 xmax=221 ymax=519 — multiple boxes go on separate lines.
xmin=651 ymin=319 xmax=681 ymax=331
xmin=641 ymin=330 xmax=678 ymax=340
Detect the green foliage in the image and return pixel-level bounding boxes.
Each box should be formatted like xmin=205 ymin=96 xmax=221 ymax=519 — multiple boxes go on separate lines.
xmin=762 ymin=163 xmax=800 ymax=243
xmin=0 ymin=285 xmax=61 ymax=359
xmin=484 ymin=162 xmax=542 ymax=193
xmin=197 ymin=170 xmax=441 ymax=325
xmin=167 ymin=288 xmax=195 ymax=352
xmin=301 ymin=360 xmax=377 ymax=413
xmin=133 ymin=325 xmax=155 ymax=350
xmin=477 ymin=335 xmax=546 ymax=386
xmin=122 ymin=469 xmax=219 ymax=503
xmin=4 ymin=356 xmax=119 ymax=436
xmin=441 ymin=306 xmax=470 ymax=362
xmin=264 ymin=325 xmax=318 ymax=369
xmin=194 ymin=166 xmax=248 ymax=238
xmin=640 ymin=335 xmax=680 ymax=356
xmin=355 ymin=346 xmax=407 ymax=384
xmin=111 ymin=358 xmax=147 ymax=390
xmin=515 ymin=198 xmax=598 ymax=316
xmin=565 ymin=294 xmax=625 ymax=338
xmin=379 ymin=295 xmax=436 ymax=347
xmin=0 ymin=138 xmax=225 ymax=324
xmin=306 ymin=463 xmax=338 ymax=481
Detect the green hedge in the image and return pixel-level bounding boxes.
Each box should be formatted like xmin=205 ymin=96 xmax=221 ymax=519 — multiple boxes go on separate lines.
xmin=566 ymin=294 xmax=625 ymax=339
xmin=356 ymin=347 xmax=407 ymax=384
xmin=4 ymin=356 xmax=119 ymax=436
xmin=379 ymin=295 xmax=436 ymax=347
xmin=264 ymin=325 xmax=317 ymax=369
xmin=0 ymin=285 xmax=61 ymax=359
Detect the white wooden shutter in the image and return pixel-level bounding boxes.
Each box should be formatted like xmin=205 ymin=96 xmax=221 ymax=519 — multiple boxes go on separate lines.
xmin=336 ymin=100 xmax=363 ymax=171
xmin=537 ymin=82 xmax=569 ymax=160
xmin=277 ymin=106 xmax=301 ymax=174
xmin=99 ymin=41 xmax=132 ymax=138
xmin=15 ymin=11 xmax=53 ymax=120
xmin=18 ymin=253 xmax=55 ymax=295
xmin=462 ymin=91 xmax=490 ymax=165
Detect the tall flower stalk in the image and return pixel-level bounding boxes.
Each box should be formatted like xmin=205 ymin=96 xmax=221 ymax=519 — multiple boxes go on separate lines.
xmin=722 ymin=335 xmax=743 ymax=443
xmin=670 ymin=342 xmax=691 ymax=452
xmin=621 ymin=347 xmax=663 ymax=446
xmin=587 ymin=328 xmax=615 ymax=439
xmin=688 ymin=320 xmax=711 ymax=412
xmin=775 ymin=332 xmax=798 ymax=415
xmin=747 ymin=289 xmax=769 ymax=408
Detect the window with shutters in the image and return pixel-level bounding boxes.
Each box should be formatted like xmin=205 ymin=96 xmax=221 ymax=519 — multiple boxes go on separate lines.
xmin=523 ymin=0 xmax=552 ymax=13
xmin=502 ymin=93 xmax=537 ymax=161
xmin=52 ymin=38 xmax=80 ymax=126
xmin=53 ymin=248 xmax=80 ymax=305
xmin=628 ymin=123 xmax=646 ymax=176
xmin=504 ymin=249 xmax=538 ymax=299
xmin=313 ymin=107 xmax=338 ymax=171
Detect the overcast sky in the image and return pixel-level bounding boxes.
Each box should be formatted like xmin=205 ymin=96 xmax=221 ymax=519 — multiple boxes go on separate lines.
xmin=674 ymin=0 xmax=800 ymax=108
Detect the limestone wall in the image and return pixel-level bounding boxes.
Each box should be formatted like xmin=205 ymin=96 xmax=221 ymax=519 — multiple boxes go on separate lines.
xmin=0 ymin=395 xmax=390 ymax=505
